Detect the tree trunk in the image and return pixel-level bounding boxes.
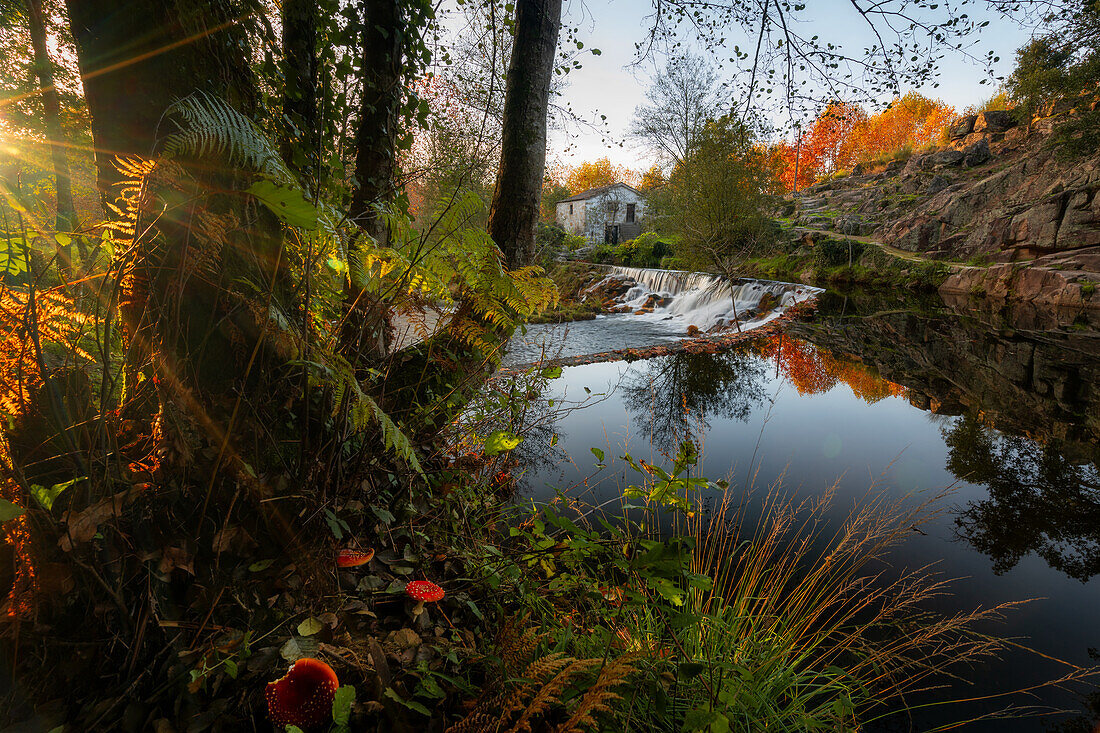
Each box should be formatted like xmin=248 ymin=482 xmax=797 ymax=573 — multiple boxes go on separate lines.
xmin=65 ymin=0 xmax=256 ymax=198
xmin=342 ymin=0 xmax=405 ymax=361
xmin=64 ymin=0 xmax=285 ymax=397
xmin=27 ymin=0 xmax=80 ymax=273
xmin=488 ymin=0 xmax=562 ymax=269
xmin=281 ymin=0 xmax=318 ymax=181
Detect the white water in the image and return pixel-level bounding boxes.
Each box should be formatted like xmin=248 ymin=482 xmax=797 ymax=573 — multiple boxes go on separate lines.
xmin=603 ymin=266 xmax=819 ymax=332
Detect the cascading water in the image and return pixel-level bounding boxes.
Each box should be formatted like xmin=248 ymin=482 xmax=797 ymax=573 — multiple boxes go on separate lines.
xmin=602 ymin=266 xmax=818 ymax=332
xmin=503 ymin=265 xmax=819 ymax=367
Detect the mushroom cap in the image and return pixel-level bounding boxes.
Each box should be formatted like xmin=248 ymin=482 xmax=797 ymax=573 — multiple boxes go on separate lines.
xmin=335 ymin=548 xmax=375 ymax=568
xmin=405 ymin=580 xmax=444 ymax=602
xmin=265 ymin=657 xmax=339 ymax=729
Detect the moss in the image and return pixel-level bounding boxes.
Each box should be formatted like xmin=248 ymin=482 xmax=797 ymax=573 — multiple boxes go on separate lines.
xmin=1081 ymin=280 xmax=1096 ymax=297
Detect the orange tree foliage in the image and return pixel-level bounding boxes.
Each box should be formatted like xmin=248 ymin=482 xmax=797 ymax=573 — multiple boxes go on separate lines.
xmin=773 ymin=139 xmax=817 ymax=192
xmin=775 ymin=94 xmax=957 ymax=187
xmin=847 ymin=92 xmax=956 ymax=162
xmin=755 ymin=335 xmax=905 ymax=403
xmin=637 ymin=164 xmax=666 ymax=192
xmin=565 ymin=157 xmax=638 ymax=194
xmin=804 ymin=102 xmax=867 ymax=175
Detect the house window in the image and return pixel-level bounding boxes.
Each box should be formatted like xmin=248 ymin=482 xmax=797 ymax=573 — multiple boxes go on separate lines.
xmin=569 ymin=203 xmax=574 ymax=215
xmin=626 ymin=203 xmax=636 ymax=223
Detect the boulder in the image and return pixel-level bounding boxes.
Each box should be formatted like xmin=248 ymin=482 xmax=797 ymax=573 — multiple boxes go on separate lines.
xmin=925 ymin=175 xmax=951 ymax=196
xmin=902 ymin=154 xmax=932 ymax=175
xmin=931 ymin=149 xmax=965 ymax=168
xmin=974 ymin=110 xmax=1017 ymax=134
xmin=963 ymin=138 xmax=992 ymax=168
xmin=835 ymin=215 xmax=864 ymax=236
xmin=950 ymin=115 xmax=978 ymax=140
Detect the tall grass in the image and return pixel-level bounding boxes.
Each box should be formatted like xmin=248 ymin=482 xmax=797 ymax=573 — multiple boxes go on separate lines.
xmin=567 ymin=472 xmax=1096 ymax=732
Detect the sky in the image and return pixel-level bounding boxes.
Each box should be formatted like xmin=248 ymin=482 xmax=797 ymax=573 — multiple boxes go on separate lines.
xmin=549 ymin=0 xmax=1041 ymax=172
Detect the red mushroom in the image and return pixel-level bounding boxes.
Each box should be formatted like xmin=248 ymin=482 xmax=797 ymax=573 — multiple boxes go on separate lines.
xmin=405 ymin=580 xmax=444 ymax=616
xmin=335 ymin=548 xmax=374 ymax=568
xmin=265 ymin=658 xmax=339 ymax=730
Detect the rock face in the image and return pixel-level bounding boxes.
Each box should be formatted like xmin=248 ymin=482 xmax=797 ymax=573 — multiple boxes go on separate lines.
xmin=789 ymin=292 xmax=1100 ymax=459
xmin=973 ymin=110 xmax=1017 ymax=134
xmin=786 ymin=102 xmax=1100 ymax=309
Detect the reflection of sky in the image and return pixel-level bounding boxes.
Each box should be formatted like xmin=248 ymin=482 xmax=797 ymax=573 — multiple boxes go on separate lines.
xmin=520 ymin=345 xmax=1100 ymax=731
xmin=552 ymin=0 xmax=1038 ymax=167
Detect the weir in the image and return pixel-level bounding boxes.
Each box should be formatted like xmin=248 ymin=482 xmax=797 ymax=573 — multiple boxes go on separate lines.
xmin=604 ymin=265 xmax=819 ymax=331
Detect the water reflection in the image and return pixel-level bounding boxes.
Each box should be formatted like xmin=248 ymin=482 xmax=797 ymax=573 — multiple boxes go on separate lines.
xmin=620 ymin=348 xmax=767 ymax=454
xmin=516 ymin=288 xmax=1100 ymax=730
xmin=947 ymin=413 xmax=1100 ymax=582
xmin=790 ymin=289 xmax=1100 ymax=583
xmin=753 ymin=335 xmax=906 ymax=403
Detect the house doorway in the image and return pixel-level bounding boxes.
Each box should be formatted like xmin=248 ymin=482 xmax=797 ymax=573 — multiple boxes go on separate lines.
xmin=604 ymin=224 xmax=620 ymax=245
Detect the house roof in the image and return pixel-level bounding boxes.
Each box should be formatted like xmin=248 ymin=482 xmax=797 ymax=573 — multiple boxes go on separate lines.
xmin=558 ymin=182 xmax=643 ymax=204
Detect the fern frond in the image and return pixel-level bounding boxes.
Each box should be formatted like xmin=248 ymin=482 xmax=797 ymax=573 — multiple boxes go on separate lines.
xmin=161 ymin=92 xmax=284 ymax=178
xmin=509 ymin=658 xmax=600 ymax=733
xmin=553 ymin=655 xmax=639 ymax=733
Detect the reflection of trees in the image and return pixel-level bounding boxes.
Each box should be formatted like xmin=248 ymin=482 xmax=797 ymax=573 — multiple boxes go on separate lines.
xmin=621 ymin=348 xmax=767 ymax=453
xmin=948 ymin=413 xmax=1100 ymax=582
xmin=754 ymin=335 xmax=905 ymax=403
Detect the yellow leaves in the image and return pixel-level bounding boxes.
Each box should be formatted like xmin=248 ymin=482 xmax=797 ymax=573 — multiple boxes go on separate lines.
xmin=566 ymin=158 xmax=639 ymax=194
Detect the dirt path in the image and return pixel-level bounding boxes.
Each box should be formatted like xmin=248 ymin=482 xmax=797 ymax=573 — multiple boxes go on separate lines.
xmin=792 ymin=227 xmax=984 ymax=269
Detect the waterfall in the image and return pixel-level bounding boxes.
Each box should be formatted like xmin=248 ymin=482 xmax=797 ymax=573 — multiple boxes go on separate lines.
xmin=605 ymin=265 xmax=819 ymax=332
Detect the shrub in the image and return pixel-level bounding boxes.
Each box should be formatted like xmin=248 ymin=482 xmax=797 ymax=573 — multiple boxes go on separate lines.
xmin=617 ymin=232 xmax=669 ymax=268
xmin=590 ymin=244 xmax=617 ymax=264
xmin=813 ymin=237 xmax=865 ymax=268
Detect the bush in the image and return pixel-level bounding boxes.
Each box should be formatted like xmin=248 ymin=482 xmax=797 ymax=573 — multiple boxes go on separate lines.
xmin=537 ymin=221 xmax=567 ymax=250
xmin=617 ymin=232 xmax=669 ymax=268
xmin=813 ymin=237 xmax=865 ymax=268
xmin=564 ymin=233 xmax=586 ymax=252
xmin=590 ymin=244 xmax=617 ymax=264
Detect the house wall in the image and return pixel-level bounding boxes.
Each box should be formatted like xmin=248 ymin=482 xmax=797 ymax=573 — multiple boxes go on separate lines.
xmin=555 ymin=200 xmax=586 ymax=235
xmin=555 ymin=184 xmax=647 ymax=243
xmin=582 ymin=186 xmax=646 ymax=244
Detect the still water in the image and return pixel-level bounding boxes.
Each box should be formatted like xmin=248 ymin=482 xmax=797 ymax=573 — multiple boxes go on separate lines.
xmin=509 ymin=290 xmax=1100 ymax=731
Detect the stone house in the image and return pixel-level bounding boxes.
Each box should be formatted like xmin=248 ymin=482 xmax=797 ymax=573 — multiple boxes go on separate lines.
xmin=555 ymin=183 xmax=646 ymax=245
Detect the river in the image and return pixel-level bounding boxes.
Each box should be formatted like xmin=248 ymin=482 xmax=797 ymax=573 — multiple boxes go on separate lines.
xmin=506 ymin=279 xmax=1100 ymax=731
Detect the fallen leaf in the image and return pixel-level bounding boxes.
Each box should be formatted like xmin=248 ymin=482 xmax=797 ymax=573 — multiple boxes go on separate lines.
xmin=59 ymin=490 xmax=131 ymax=551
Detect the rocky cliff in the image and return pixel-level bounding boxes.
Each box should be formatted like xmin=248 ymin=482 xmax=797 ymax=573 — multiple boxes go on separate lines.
xmin=787 ymin=104 xmax=1100 ymax=312
xmin=788 ymin=291 xmax=1100 ymax=463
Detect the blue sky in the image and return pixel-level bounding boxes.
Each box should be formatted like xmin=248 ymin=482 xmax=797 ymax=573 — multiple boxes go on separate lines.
xmin=551 ymin=0 xmax=1041 ymax=170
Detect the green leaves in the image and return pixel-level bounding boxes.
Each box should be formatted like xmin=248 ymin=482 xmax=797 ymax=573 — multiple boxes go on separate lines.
xmin=683 ymin=709 xmax=731 ymax=732
xmin=246 ymin=179 xmax=319 ymax=230
xmin=30 ymin=476 xmax=84 ymax=511
xmin=0 ymin=499 xmax=24 ymax=523
xmin=0 ymin=236 xmax=28 ymax=277
xmin=332 ymin=685 xmax=355 ymax=730
xmin=484 ymin=430 xmax=523 ymax=456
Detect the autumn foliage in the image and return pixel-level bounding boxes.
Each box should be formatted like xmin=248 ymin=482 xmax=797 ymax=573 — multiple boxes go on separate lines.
xmin=565 ymin=157 xmax=639 ymax=194
xmin=775 ymin=93 xmax=956 ymax=190
xmin=755 ymin=335 xmax=906 ymax=404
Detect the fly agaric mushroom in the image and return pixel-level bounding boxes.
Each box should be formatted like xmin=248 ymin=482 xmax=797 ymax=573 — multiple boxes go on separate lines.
xmin=335 ymin=548 xmax=374 ymax=568
xmin=266 ymin=657 xmax=339 ymax=730
xmin=405 ymin=580 xmax=444 ymax=616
